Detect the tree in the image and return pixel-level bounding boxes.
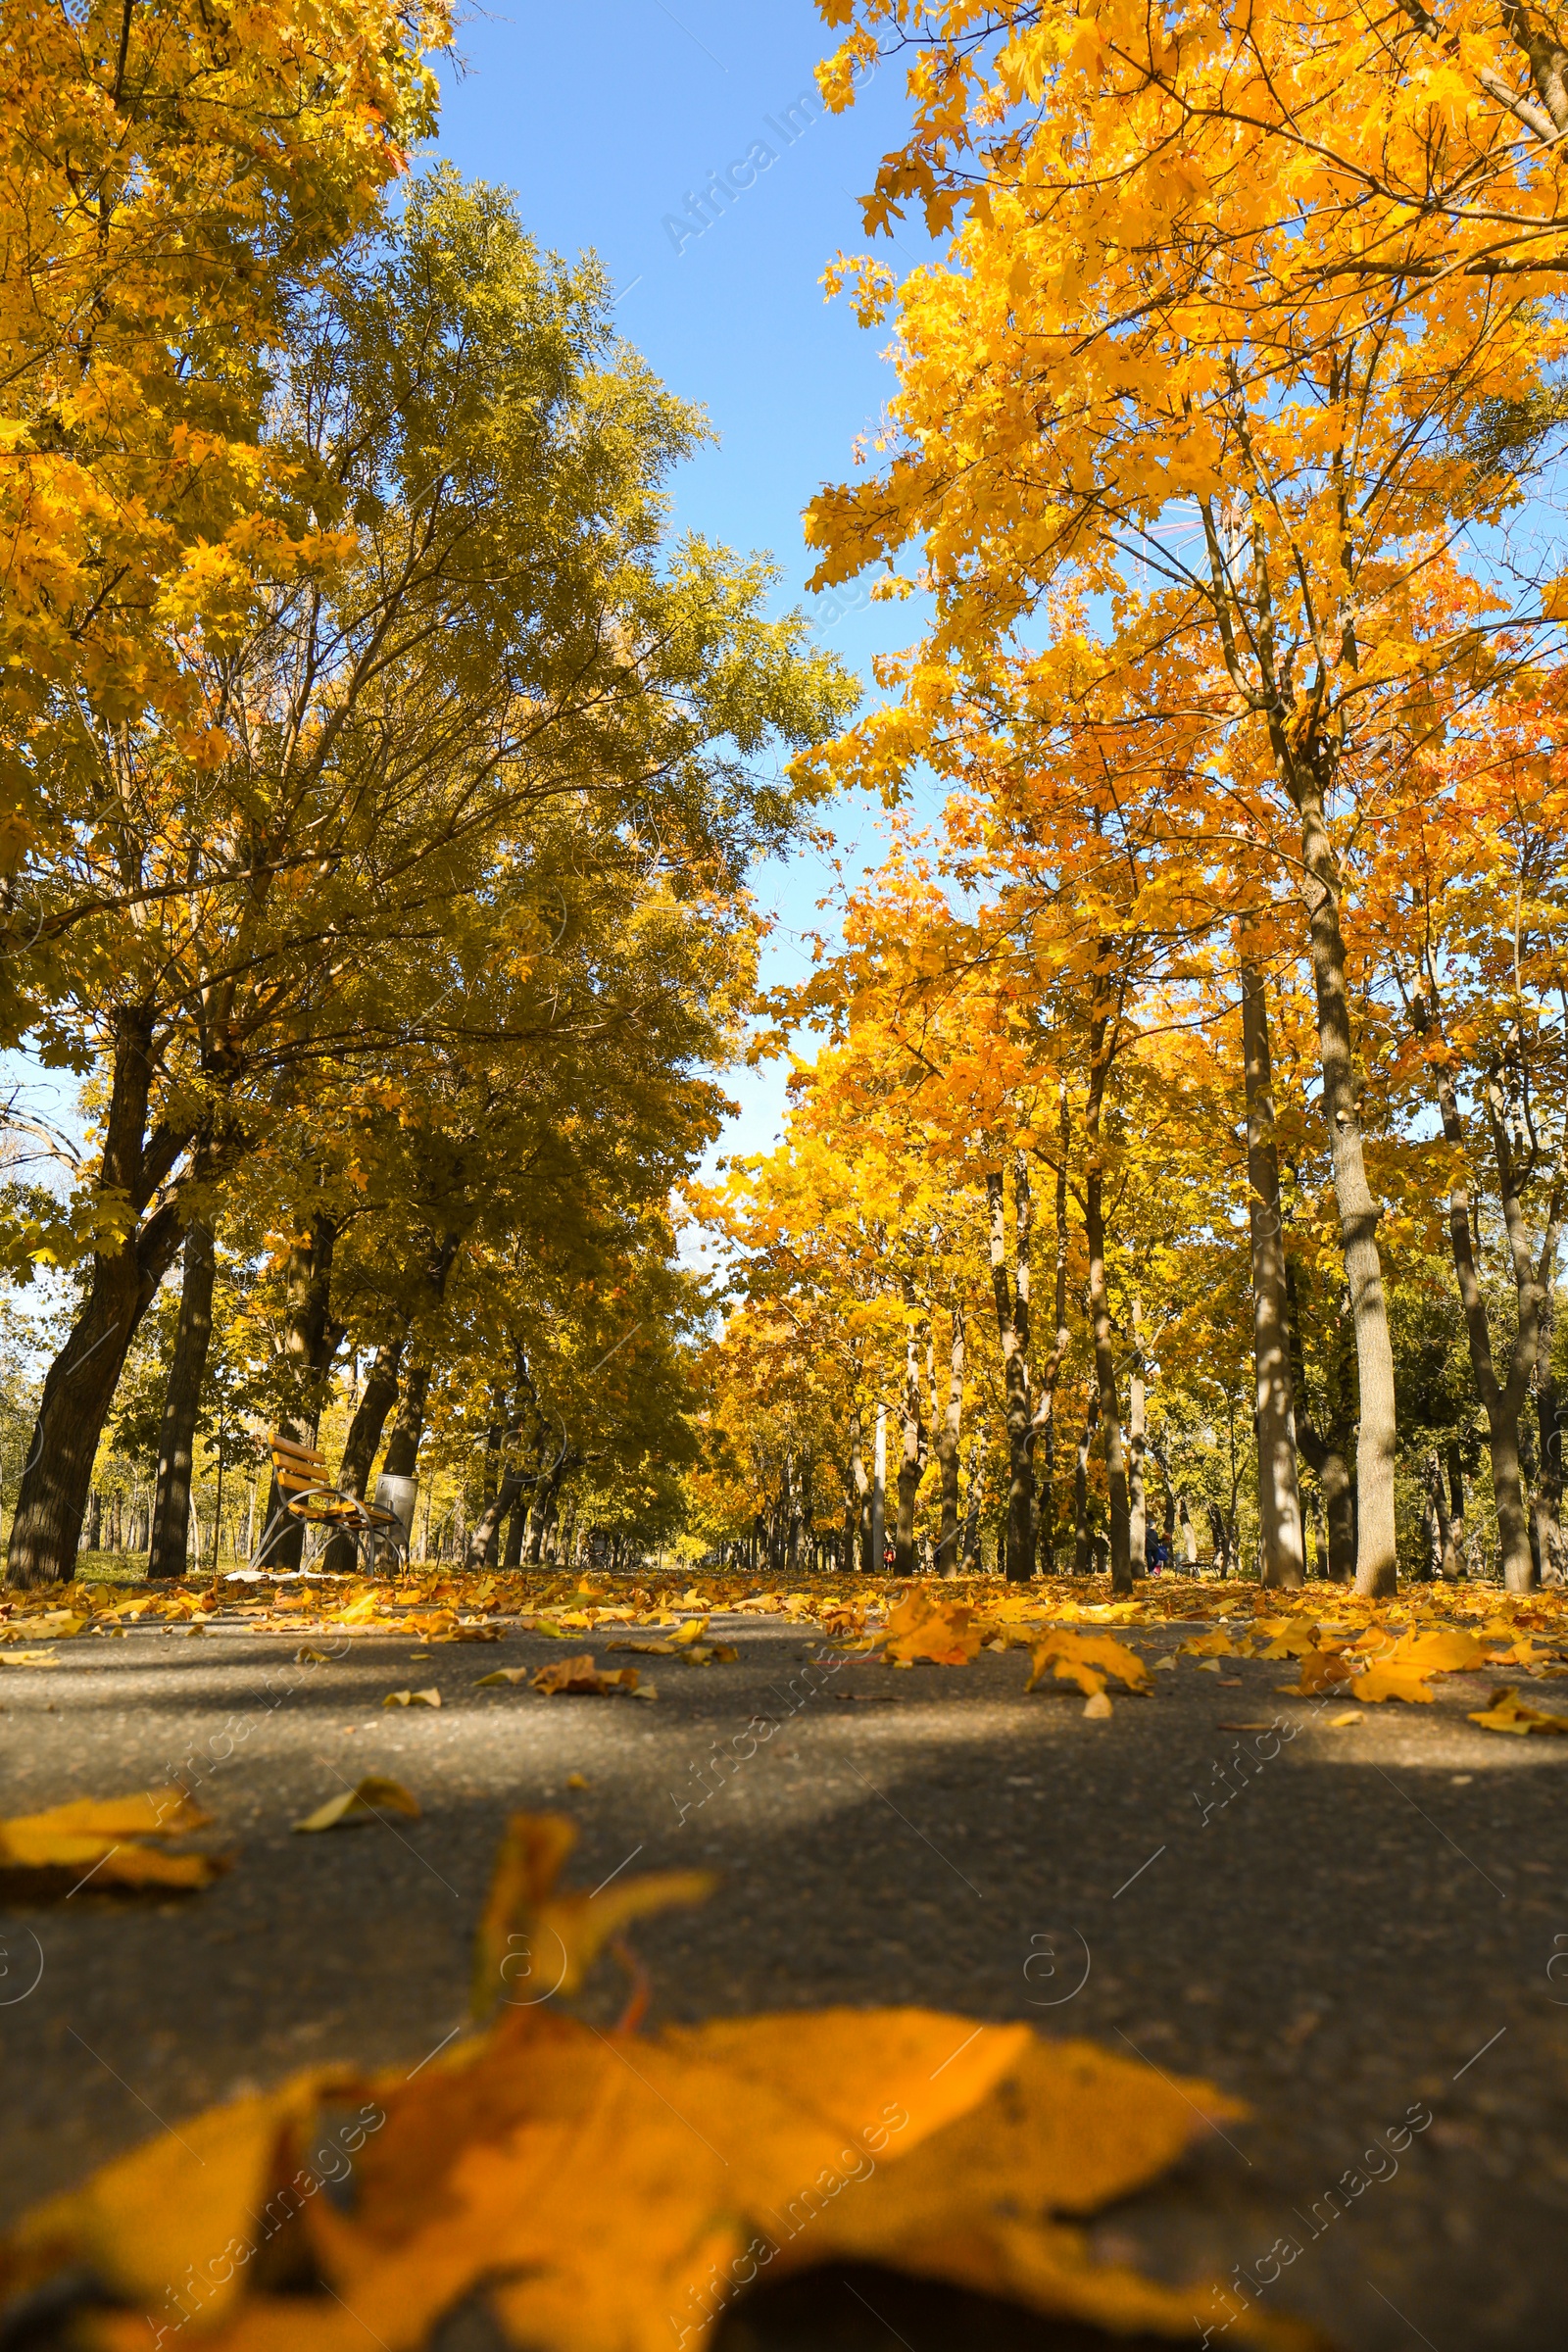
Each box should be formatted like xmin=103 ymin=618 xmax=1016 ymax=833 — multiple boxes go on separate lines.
xmin=807 ymin=1 xmax=1568 ymax=1592
xmin=2 ymin=172 xmax=852 ymax=1587
xmin=0 ymin=0 xmax=450 ymax=1039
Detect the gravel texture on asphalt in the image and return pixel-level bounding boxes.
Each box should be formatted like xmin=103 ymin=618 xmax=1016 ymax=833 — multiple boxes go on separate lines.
xmin=1 ymin=1603 xmax=1565 ymax=2350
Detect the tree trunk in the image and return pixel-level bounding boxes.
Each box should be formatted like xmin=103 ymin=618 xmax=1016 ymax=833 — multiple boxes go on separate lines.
xmin=1127 ymin=1305 xmax=1147 ymax=1579
xmin=1535 ymin=1290 xmax=1566 ymax=1583
xmin=958 ymin=1439 xmax=984 ymax=1572
xmin=5 ymin=1004 xmax=199 ymax=1587
xmin=466 ymin=1464 xmax=525 ymax=1572
xmin=1320 ymin=1455 xmax=1355 ymax=1582
xmin=934 ymin=1299 xmax=963 ymax=1574
xmin=870 ymin=1402 xmax=887 ymax=1572
xmin=1283 ymin=1255 xmax=1356 ymax=1584
xmin=1542 ymin=1279 xmax=1560 ymax=1590
xmin=1073 ymin=1392 xmax=1098 ymax=1572
xmin=1286 ymin=760 xmax=1399 ymax=1595
xmin=1083 ymin=1158 xmax=1131 ymax=1591
xmin=1240 ymin=957 xmax=1306 ymax=1587
xmin=146 ymin=1218 xmax=218 ymax=1579
xmin=1030 ymin=1103 xmax=1073 ymax=1577
xmin=895 ymin=1298 xmax=927 ymax=1575
xmin=527 ymin=1453 xmax=563 ymax=1565
xmin=381 ymin=1365 xmax=429 ymax=1479
xmin=1037 ymin=1415 xmax=1057 ymax=1575
xmin=1426 ymin=1050 xmax=1565 ymax=1592
xmin=847 ymin=1399 xmax=866 ymax=1575
xmin=1423 ymin=1451 xmax=1449 ymax=1582
xmin=1081 ymin=959 xmax=1132 ymax=1592
xmin=987 ymin=1159 xmax=1035 ymax=1581
xmin=504 ymin=1479 xmax=531 ymax=1569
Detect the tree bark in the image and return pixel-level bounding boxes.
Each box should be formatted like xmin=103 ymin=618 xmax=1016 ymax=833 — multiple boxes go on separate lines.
xmin=1240 ymin=958 xmax=1306 ymax=1587
xmin=1443 ymin=1443 xmax=1469 ymax=1578
xmin=895 ymin=1288 xmax=928 ymax=1575
xmin=987 ymin=1158 xmax=1035 ymax=1581
xmin=146 ymin=1218 xmax=217 ymax=1579
xmin=847 ymin=1398 xmax=867 ymax=1574
xmin=1535 ymin=1289 xmax=1566 ymax=1582
xmin=1284 ymin=1255 xmax=1355 ymax=1582
xmin=1073 ymin=1391 xmax=1099 ymax=1572
xmin=529 ymin=1446 xmax=577 ymax=1564
xmin=1423 ymin=1450 xmax=1449 ymax=1582
xmin=6 ymin=1004 xmax=200 ymax=1588
xmin=1427 ymin=1048 xmax=1565 ymax=1592
xmin=1127 ymin=1301 xmax=1147 ymax=1578
xmin=381 ymin=1364 xmax=429 ymax=1479
xmin=1030 ymin=1102 xmax=1072 ymax=1576
xmin=1083 ymin=1150 xmax=1131 ymax=1591
xmin=1289 ymin=766 xmax=1398 ymax=1593
xmin=958 ymin=1439 xmax=984 ymax=1572
xmin=1081 ymin=952 xmax=1133 ymax=1591
xmin=870 ymin=1402 xmax=887 ymax=1572
xmin=934 ymin=1298 xmax=964 ymax=1574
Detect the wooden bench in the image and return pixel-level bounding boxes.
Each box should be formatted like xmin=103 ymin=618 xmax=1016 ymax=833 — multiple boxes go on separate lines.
xmin=246 ymin=1434 xmax=409 ymax=1574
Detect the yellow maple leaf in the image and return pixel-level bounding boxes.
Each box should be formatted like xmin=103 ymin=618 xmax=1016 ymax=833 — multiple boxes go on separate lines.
xmin=882 ymin=1589 xmax=982 ymax=1665
xmin=471 ymin=1812 xmax=713 ymax=2020
xmin=530 ymin=1653 xmax=639 ymax=1696
xmin=1027 ymin=1630 xmax=1151 ymax=1697
xmin=0 ymin=1789 xmax=226 ymax=1889
xmin=293 ymin=1779 xmax=420 ymax=1834
xmin=1467 ymin=1684 xmax=1568 ymax=1736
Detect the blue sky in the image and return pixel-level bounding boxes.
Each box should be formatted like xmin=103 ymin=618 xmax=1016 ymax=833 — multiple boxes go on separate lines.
xmin=433 ymin=0 xmax=927 ymax=1162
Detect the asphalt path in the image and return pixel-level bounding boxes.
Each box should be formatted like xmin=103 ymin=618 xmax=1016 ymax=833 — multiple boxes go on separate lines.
xmin=1 ymin=1601 xmax=1565 ymax=2349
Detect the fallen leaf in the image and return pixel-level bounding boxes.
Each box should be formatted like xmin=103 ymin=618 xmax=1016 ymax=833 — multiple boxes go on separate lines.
xmin=1328 ymin=1711 xmax=1362 ymax=1728
xmin=0 ymin=1789 xmax=227 ymax=1890
xmin=474 ymin=1667 xmax=532 ymax=1687
xmin=0 ymin=1994 xmax=1298 ymax=2352
xmin=382 ymin=1688 xmax=441 ymax=1709
xmin=1353 ymin=1659 xmax=1436 ymax=1704
xmin=1467 ymin=1684 xmax=1568 ymax=1736
xmin=669 ymin=1615 xmax=711 ymax=1646
xmin=1027 ymin=1630 xmax=1151 ymax=1699
xmin=1391 ymin=1628 xmax=1488 ymax=1675
xmin=471 ymin=1811 xmax=714 ymax=2019
xmin=1176 ymin=1632 xmax=1243 ymax=1658
xmin=564 ymin=1774 xmax=589 ymax=1791
xmin=1216 ymin=1722 xmax=1276 ymax=1733
xmin=882 ymin=1589 xmax=982 ymax=1666
xmin=1278 ymin=1648 xmax=1353 ymax=1695
xmin=606 ymin=1638 xmax=677 ymax=1655
xmin=1082 ymin=1691 xmax=1113 ymax=1720
xmin=1195 ymin=1656 xmax=1223 ymax=1674
xmin=531 ymin=1654 xmax=640 ymax=1697
xmin=1252 ymin=1624 xmax=1320 ymax=1659
xmin=293 ymin=1779 xmax=421 ymax=1834
xmin=295 ymin=1646 xmax=334 ymax=1664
